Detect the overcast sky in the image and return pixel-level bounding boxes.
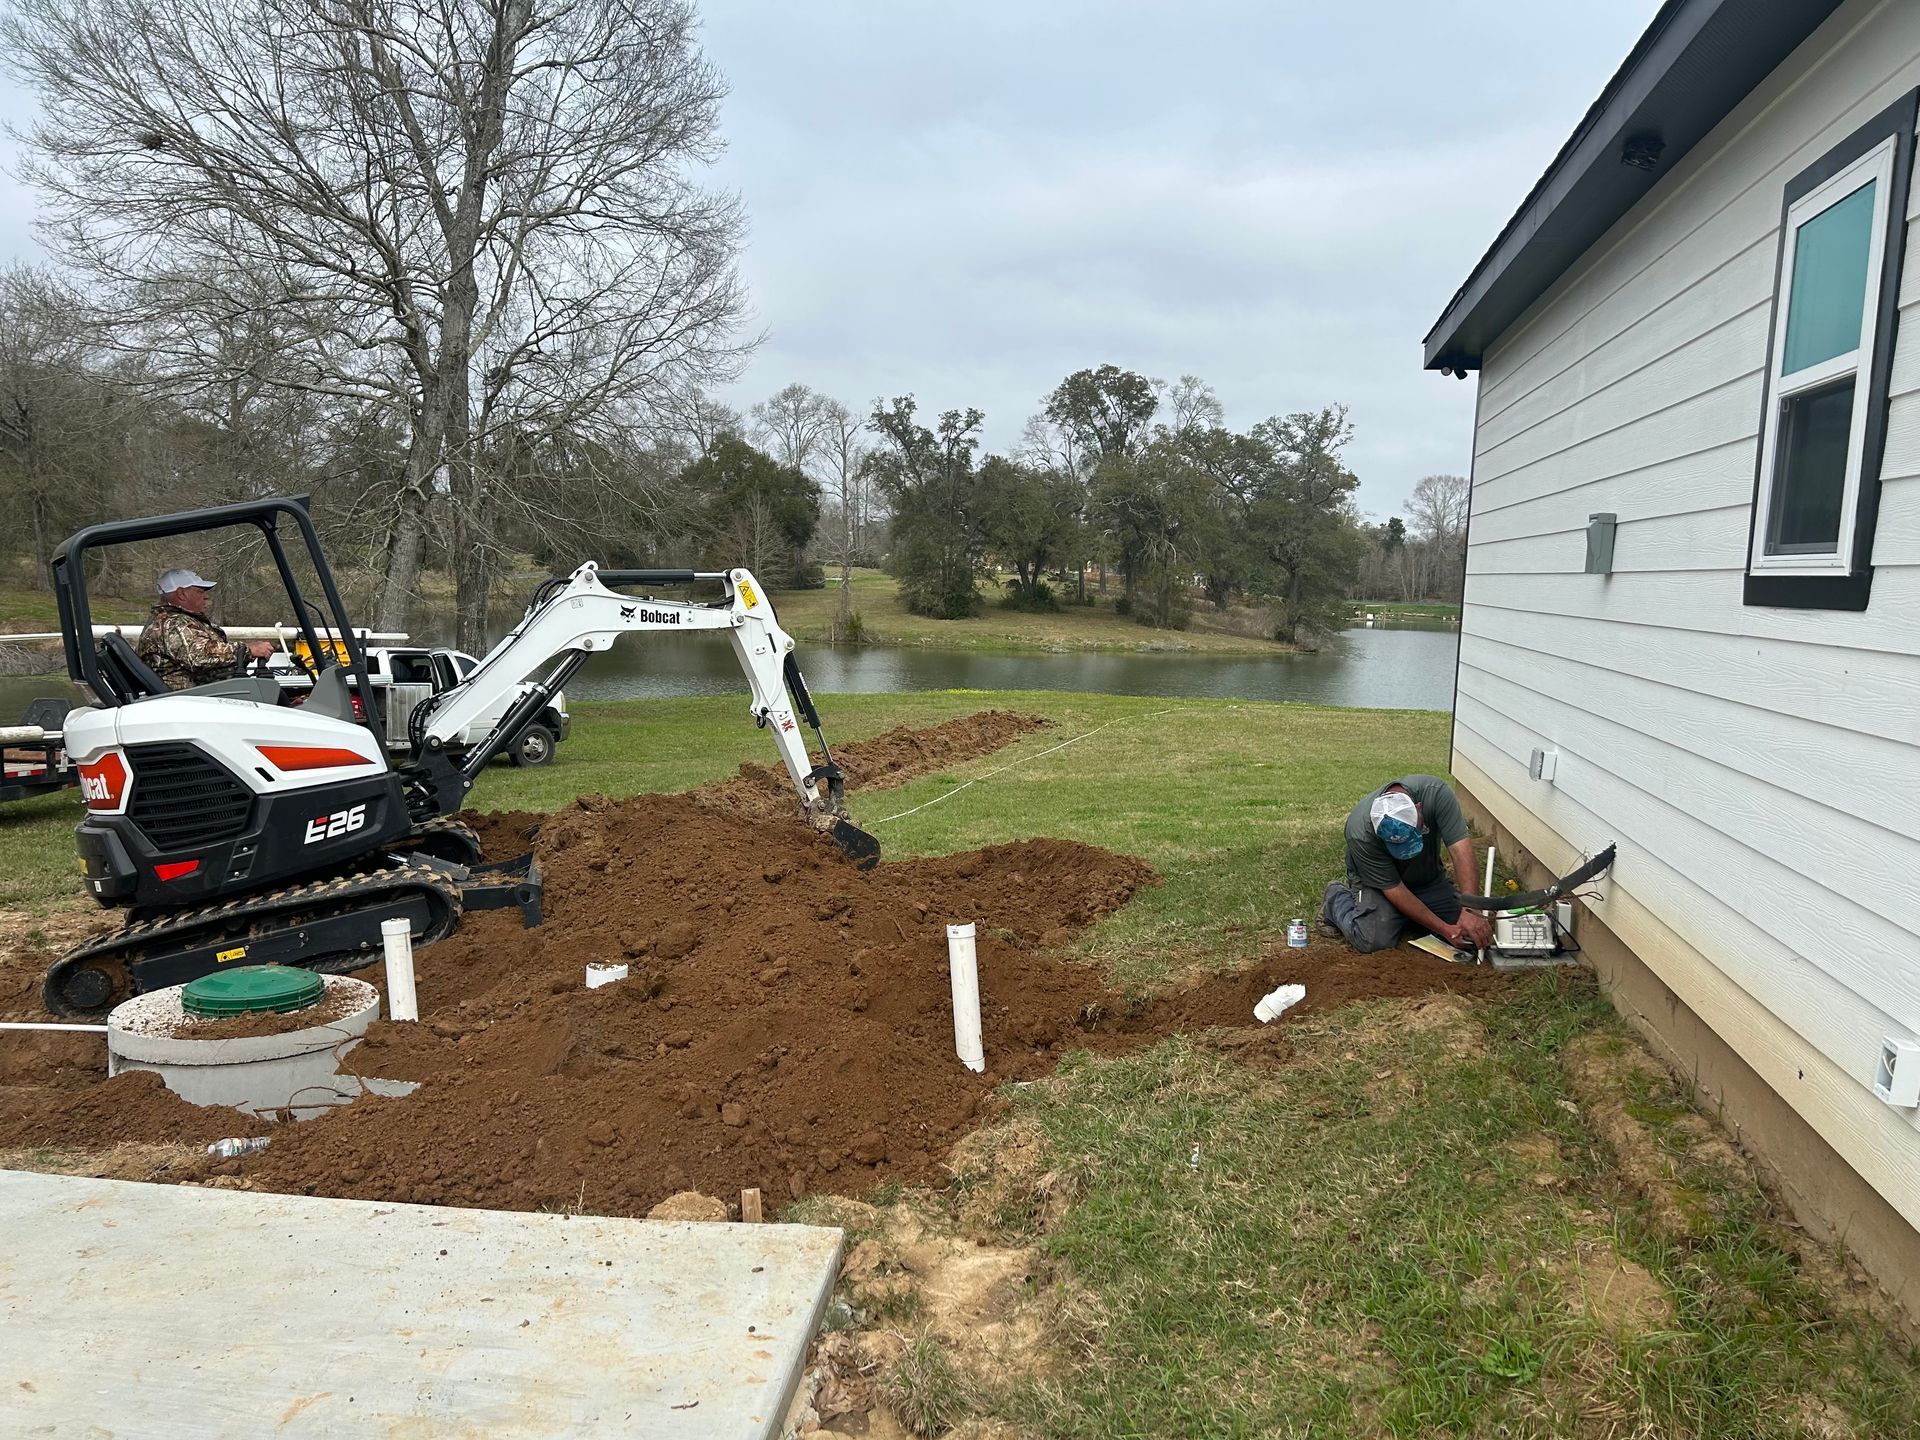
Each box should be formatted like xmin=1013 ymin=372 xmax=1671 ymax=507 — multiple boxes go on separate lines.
xmin=0 ymin=0 xmax=1657 ymax=519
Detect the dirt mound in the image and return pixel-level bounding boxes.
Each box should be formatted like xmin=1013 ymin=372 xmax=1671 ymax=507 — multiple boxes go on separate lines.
xmin=240 ymin=790 xmax=1158 ymax=1211
xmin=0 ymin=712 xmax=1511 ymax=1218
xmin=699 ymin=709 xmax=1050 ymax=821
xmin=233 ymin=787 xmax=1503 ymax=1215
xmin=0 ymin=1069 xmax=269 ymax=1149
xmin=458 ymin=708 xmax=1049 ymax=859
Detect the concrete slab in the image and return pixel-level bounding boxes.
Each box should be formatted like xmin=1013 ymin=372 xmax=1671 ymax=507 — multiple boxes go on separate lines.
xmin=0 ymin=1171 xmax=842 ymax=1439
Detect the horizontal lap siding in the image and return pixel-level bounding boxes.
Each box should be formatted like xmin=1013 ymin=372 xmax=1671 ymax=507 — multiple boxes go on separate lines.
xmin=1454 ymin=709 xmax=1914 ymax=1110
xmin=1454 ymin=744 xmax=1920 ymax=1232
xmin=1456 ymin=0 xmax=1920 ymax=1191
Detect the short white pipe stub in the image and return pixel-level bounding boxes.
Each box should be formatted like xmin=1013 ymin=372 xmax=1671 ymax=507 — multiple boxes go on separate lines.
xmin=381 ymin=916 xmax=419 ymax=1023
xmin=946 ymin=922 xmax=985 ymax=1073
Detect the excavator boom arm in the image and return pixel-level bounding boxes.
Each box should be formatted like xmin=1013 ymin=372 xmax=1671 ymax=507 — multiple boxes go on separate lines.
xmin=417 ymin=565 xmax=867 ymax=854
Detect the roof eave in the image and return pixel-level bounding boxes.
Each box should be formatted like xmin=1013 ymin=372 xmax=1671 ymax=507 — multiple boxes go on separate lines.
xmin=1424 ymin=0 xmax=1846 ymax=373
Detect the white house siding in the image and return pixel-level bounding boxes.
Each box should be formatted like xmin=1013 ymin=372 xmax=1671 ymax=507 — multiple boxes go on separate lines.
xmin=1454 ymin=0 xmax=1920 ymax=1229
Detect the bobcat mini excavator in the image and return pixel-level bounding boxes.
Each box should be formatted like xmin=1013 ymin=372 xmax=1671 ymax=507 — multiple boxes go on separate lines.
xmin=42 ymin=497 xmax=879 ymax=1017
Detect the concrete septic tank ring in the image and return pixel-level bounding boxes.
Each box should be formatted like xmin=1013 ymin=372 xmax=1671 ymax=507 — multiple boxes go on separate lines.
xmin=106 ymin=976 xmax=411 ymax=1121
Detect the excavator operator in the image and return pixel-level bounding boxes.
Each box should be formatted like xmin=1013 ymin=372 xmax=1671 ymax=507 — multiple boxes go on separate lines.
xmin=136 ymin=567 xmax=274 ymax=690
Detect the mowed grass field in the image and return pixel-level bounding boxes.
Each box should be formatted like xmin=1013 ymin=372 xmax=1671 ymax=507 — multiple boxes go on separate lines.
xmin=774 ymin=568 xmax=1288 ymax=655
xmin=4 ymin=690 xmax=1915 ymax=1436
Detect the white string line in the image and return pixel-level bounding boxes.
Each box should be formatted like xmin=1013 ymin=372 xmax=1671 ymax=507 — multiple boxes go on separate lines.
xmin=866 ymin=707 xmax=1185 ymax=826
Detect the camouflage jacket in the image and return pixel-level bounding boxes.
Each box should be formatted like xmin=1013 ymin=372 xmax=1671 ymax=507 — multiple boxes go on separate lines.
xmin=135 ymin=604 xmax=246 ymax=691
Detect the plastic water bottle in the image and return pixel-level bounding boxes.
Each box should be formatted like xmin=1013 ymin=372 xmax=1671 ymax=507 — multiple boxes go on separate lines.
xmin=1286 ymin=918 xmax=1309 ymax=948
xmin=206 ymin=1137 xmax=270 ymax=1158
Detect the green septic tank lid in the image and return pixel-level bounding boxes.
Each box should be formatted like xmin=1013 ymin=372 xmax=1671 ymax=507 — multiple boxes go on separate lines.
xmin=181 ymin=965 xmax=324 ymax=1018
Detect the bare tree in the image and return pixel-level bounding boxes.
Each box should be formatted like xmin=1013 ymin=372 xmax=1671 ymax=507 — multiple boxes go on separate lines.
xmin=0 ymin=266 xmax=113 ymax=584
xmin=6 ymin=0 xmax=749 ymax=648
xmin=750 ymin=383 xmax=831 ymax=474
xmin=816 ymin=399 xmax=869 ymax=638
xmin=1406 ymin=472 xmax=1469 ymax=602
xmin=1163 ymin=374 xmax=1224 ymax=434
xmin=1406 ymin=473 xmax=1470 ymax=545
xmin=644 ymin=386 xmax=743 ymax=464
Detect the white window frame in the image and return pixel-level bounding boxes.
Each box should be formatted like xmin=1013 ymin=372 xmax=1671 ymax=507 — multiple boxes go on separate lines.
xmin=1748 ymin=135 xmax=1897 ymax=576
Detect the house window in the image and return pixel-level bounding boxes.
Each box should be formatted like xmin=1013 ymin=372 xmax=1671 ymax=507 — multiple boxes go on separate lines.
xmin=1745 ymin=93 xmax=1916 ymax=611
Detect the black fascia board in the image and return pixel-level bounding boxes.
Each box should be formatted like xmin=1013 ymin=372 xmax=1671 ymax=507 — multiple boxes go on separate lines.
xmin=1423 ymin=0 xmax=1846 ymax=372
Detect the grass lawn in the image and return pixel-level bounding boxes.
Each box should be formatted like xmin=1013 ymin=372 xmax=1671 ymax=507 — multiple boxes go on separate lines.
xmin=3 ymin=689 xmax=1913 ymax=1437
xmin=0 ymin=582 xmax=146 ymax=631
xmin=1350 ymin=600 xmax=1461 ymax=622
xmin=774 ymin=568 xmax=1290 ymax=655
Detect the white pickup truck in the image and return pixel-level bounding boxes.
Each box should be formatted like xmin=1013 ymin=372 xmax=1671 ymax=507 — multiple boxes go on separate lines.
xmin=276 ymin=645 xmax=571 ymax=766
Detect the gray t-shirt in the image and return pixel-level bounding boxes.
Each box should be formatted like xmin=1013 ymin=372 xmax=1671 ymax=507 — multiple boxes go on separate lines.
xmin=1343 ymin=774 xmax=1469 ymax=892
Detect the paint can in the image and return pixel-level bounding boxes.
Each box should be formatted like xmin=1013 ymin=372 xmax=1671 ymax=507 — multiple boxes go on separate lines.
xmin=1286 ymin=918 xmax=1308 ymax=949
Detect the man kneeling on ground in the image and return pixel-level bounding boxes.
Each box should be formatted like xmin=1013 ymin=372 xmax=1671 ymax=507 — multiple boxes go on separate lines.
xmin=1321 ymin=775 xmax=1493 ymax=955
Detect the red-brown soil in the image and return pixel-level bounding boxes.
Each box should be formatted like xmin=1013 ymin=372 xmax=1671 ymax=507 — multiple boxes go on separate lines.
xmin=159 ymin=988 xmax=371 ymax=1041
xmin=0 ymin=711 xmax=1508 ymax=1214
xmin=462 ymin=708 xmax=1053 ymax=856
xmin=0 ymin=1068 xmax=271 ymax=1149
xmin=700 ymin=708 xmax=1051 ymax=821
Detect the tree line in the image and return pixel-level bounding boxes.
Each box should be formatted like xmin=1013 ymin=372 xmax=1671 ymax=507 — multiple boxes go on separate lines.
xmin=0 ymin=0 xmax=1465 ymax=650
xmin=850 ymin=366 xmax=1466 ymax=644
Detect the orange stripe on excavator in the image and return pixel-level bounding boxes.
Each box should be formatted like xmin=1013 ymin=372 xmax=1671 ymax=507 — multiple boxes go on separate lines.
xmin=257 ymin=745 xmax=377 ymax=772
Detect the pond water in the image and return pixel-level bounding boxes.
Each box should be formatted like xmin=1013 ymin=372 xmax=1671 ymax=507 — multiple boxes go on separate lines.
xmin=562 ymin=622 xmax=1457 ymax=709
xmin=1 ymin=622 xmax=1458 ymax=717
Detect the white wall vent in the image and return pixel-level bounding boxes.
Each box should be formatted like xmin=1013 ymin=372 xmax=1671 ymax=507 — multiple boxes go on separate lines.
xmin=1874 ymin=1038 xmax=1920 ymax=1108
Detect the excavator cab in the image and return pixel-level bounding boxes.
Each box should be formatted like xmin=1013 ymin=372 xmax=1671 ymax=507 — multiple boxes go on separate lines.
xmin=56 ymin=496 xmax=381 ymax=726
xmin=53 ymin=498 xmax=416 ymax=914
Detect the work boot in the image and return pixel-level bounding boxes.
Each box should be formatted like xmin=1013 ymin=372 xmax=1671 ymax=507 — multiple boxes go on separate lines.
xmin=1316 ymin=880 xmax=1345 ymax=938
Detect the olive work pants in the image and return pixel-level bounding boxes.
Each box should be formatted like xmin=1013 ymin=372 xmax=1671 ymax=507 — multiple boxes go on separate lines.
xmin=1320 ymin=875 xmax=1463 ymax=955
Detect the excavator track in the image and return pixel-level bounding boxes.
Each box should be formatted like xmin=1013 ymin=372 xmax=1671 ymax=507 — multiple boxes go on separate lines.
xmin=44 ymin=862 xmax=463 ymax=1019
xmin=401 ymin=815 xmax=485 ymax=866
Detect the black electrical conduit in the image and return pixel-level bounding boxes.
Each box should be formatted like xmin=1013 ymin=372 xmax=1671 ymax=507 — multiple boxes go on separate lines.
xmin=1457 ymin=844 xmax=1617 ymax=913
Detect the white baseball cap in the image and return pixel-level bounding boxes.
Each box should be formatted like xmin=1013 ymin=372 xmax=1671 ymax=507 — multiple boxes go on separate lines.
xmin=1369 ymin=789 xmax=1424 ymax=859
xmin=157 ymin=568 xmax=217 ymax=594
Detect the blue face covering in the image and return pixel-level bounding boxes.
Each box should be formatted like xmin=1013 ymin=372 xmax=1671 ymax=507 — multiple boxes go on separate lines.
xmin=1375 ymin=815 xmax=1425 ymax=860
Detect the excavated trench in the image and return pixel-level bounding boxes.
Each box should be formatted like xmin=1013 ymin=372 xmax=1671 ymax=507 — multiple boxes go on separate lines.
xmin=0 ymin=710 xmax=1504 ymax=1213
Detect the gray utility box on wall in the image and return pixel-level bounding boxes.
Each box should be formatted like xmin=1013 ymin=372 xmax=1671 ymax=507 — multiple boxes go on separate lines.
xmin=1585 ymin=513 xmax=1618 ymax=575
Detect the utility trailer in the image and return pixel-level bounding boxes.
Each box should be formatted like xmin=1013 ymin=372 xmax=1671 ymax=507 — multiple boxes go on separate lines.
xmin=0 ymin=697 xmax=76 ymax=805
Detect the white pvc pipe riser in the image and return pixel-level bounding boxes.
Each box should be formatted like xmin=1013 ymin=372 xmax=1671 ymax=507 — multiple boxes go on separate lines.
xmin=0 ymin=1022 xmax=108 ymax=1033
xmin=945 ymin=923 xmax=986 ymax=1074
xmin=382 ymin=917 xmax=419 ymax=1022
xmin=1479 ymin=845 xmax=1497 ymax=964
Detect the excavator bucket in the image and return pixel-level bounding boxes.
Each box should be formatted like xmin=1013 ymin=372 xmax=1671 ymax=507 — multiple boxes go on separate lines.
xmin=830 ymin=817 xmax=881 ymax=871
